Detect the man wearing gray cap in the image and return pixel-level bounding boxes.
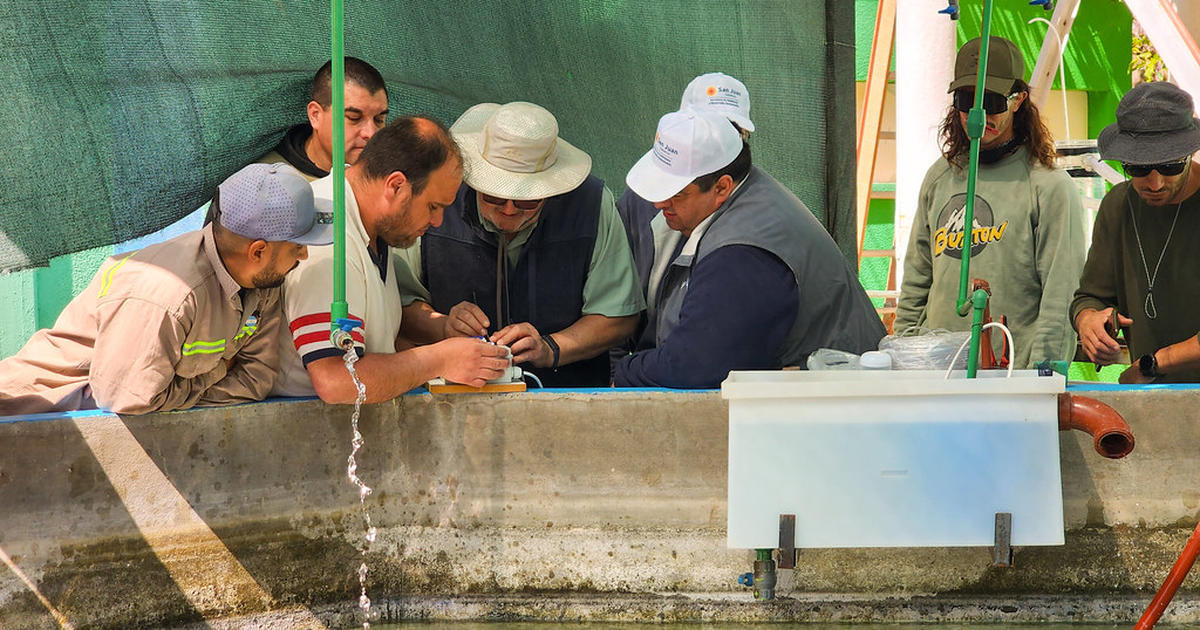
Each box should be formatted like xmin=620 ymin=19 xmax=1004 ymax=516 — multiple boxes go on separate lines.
xmin=614 ymin=108 xmax=883 ymax=388
xmin=895 ymin=36 xmax=1086 ymax=369
xmin=0 ymin=163 xmax=332 ymax=415
xmin=1072 ymin=81 xmax=1200 ymax=383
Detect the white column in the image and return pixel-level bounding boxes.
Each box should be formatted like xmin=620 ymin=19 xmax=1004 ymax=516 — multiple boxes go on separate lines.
xmin=894 ymin=3 xmax=957 ymax=286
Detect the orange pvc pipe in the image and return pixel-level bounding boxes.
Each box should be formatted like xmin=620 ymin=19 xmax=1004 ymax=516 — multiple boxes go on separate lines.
xmin=1057 ymin=393 xmax=1134 ymax=459
xmin=1134 ymin=520 xmax=1200 ymax=629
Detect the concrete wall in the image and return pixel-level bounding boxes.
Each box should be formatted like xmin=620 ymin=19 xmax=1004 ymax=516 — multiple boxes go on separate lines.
xmin=2 ymin=387 xmax=1200 ymax=629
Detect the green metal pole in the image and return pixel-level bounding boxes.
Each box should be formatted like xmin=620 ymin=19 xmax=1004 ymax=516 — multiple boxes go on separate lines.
xmin=955 ymin=0 xmax=995 ymax=378
xmin=967 ymin=288 xmax=988 ymax=379
xmin=329 ymin=0 xmax=349 ymax=338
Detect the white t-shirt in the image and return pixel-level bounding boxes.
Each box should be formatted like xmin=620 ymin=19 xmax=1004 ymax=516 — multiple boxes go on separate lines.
xmin=271 ymin=175 xmax=403 ymax=397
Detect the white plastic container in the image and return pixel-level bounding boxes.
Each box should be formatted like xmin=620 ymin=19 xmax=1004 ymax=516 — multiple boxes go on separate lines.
xmin=859 ymin=350 xmax=892 ymax=370
xmin=721 ymin=369 xmax=1066 ymax=549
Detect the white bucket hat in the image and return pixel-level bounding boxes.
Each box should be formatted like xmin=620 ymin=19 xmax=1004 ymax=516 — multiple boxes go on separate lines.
xmin=450 ymin=102 xmax=592 ymax=201
xmin=625 ymin=108 xmax=743 ymax=203
xmin=680 ymin=72 xmax=755 ymax=132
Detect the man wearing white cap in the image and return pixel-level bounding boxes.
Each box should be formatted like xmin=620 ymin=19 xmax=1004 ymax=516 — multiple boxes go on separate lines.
xmin=272 ymin=117 xmax=511 ymax=402
xmin=614 ymin=108 xmax=884 ymax=388
xmin=618 ymin=72 xmax=756 ymax=294
xmin=0 ymin=163 xmax=330 ymax=415
xmin=394 ymin=102 xmax=644 ymax=387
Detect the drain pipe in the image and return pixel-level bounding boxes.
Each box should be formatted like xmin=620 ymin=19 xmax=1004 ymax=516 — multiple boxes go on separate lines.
xmin=752 ymin=548 xmax=776 ymax=600
xmin=1057 ymin=393 xmax=1134 ymax=459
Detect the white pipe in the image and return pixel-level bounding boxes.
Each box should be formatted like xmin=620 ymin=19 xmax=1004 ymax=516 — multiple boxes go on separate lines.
xmin=1028 ymin=17 xmax=1072 ymax=140
xmin=894 ymin=3 xmax=957 ymax=287
xmin=1083 ymin=154 xmax=1124 ymax=186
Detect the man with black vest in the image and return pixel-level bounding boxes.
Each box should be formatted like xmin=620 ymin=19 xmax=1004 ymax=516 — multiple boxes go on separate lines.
xmin=614 ymin=108 xmax=885 ymax=388
xmin=394 ymin=102 xmax=644 ymax=387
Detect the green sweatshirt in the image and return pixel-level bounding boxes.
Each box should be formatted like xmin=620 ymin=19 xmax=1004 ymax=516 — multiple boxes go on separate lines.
xmin=1070 ymin=181 xmax=1200 ymax=383
xmin=895 ymin=147 xmax=1087 ymax=368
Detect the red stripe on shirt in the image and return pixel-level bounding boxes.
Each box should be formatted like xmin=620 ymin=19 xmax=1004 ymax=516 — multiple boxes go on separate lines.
xmin=289 ymin=312 xmax=364 ymax=333
xmin=294 ymin=329 xmax=365 ymax=351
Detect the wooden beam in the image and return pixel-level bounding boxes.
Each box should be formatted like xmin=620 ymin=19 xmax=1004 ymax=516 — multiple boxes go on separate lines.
xmin=1028 ymin=0 xmax=1081 ymax=110
xmin=856 ymin=0 xmax=897 ymax=265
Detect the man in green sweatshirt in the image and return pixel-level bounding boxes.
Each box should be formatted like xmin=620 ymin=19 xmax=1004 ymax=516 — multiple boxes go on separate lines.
xmin=895 ymin=36 xmax=1087 ymax=368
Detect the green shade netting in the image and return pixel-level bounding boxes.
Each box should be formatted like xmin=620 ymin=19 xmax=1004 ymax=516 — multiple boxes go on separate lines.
xmin=0 ymin=0 xmax=854 ymax=271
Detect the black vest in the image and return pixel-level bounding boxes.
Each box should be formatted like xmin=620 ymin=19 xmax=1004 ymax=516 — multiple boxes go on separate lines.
xmin=421 ymin=177 xmax=607 ymax=387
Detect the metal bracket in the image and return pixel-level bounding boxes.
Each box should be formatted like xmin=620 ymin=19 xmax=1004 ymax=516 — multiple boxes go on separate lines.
xmin=993 ymin=512 xmax=1014 ymax=567
xmin=778 ymin=514 xmax=797 ymax=569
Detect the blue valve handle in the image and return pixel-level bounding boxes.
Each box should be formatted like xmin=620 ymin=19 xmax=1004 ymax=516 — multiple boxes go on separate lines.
xmin=738 ymin=572 xmax=754 ymax=587
xmin=330 ymin=317 xmax=359 ymax=349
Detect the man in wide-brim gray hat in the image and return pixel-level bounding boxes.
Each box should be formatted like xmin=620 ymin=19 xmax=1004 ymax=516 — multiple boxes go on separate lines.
xmin=393 ymin=101 xmax=644 ymax=387
xmin=1072 ymin=81 xmax=1200 ymax=384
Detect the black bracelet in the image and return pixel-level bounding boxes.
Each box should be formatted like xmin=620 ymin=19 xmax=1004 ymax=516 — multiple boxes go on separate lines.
xmin=541 ymin=334 xmax=560 ymax=369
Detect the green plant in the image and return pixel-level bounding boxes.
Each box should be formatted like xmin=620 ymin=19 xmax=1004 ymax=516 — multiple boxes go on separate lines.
xmin=1130 ymin=30 xmax=1169 ymax=82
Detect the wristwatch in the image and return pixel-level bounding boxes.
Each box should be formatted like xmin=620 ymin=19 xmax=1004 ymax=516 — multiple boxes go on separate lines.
xmin=1138 ymin=352 xmax=1160 ymax=378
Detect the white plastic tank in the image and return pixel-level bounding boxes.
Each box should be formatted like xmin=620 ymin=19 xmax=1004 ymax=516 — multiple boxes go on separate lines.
xmin=722 ymin=370 xmax=1066 ymax=549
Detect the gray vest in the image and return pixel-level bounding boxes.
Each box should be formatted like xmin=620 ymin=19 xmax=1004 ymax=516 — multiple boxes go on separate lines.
xmin=650 ymin=166 xmax=884 ymax=366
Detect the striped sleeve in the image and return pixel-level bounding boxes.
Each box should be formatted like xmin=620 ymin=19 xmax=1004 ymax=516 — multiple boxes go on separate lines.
xmin=288 ymin=311 xmax=366 ymax=365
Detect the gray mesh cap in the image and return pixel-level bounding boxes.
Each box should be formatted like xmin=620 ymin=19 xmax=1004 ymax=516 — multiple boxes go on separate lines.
xmin=216 ymin=163 xmax=334 ymax=245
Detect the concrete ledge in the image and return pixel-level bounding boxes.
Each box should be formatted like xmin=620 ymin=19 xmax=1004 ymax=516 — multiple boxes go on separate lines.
xmin=2 ymin=387 xmax=1200 ymax=628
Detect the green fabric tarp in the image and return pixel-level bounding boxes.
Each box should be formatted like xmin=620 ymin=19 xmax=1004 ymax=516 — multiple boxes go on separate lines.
xmin=0 ymin=0 xmax=854 ymax=271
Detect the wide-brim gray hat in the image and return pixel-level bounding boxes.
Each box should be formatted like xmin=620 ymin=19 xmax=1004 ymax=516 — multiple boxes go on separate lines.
xmin=1098 ymin=81 xmax=1200 ymax=164
xmin=451 ymin=102 xmax=592 ymax=201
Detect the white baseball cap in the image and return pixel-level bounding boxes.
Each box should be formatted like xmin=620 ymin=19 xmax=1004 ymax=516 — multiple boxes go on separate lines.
xmin=625 ymin=108 xmax=743 ymax=203
xmin=680 ymin=72 xmax=755 ymax=132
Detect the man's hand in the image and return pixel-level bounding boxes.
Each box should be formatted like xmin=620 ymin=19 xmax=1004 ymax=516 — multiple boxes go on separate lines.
xmin=439 ymin=337 xmax=511 ymax=387
xmin=1076 ymin=307 xmax=1132 ymax=365
xmin=491 ymin=322 xmax=552 ymax=367
xmin=443 ymin=301 xmax=490 ymax=338
xmin=1118 ymin=364 xmax=1156 ymax=385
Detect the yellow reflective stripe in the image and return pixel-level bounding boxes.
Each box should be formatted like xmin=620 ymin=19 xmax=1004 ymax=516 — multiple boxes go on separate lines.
xmin=181 ymin=339 xmax=226 ymax=356
xmin=98 ymin=254 xmax=136 ymax=298
xmin=233 ymin=323 xmax=258 ymax=340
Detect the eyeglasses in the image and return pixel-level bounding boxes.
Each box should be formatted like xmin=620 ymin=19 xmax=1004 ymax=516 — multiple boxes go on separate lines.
xmin=952 ymin=89 xmax=1018 ymax=115
xmin=1121 ymin=159 xmax=1189 ymax=178
xmin=480 ymin=193 xmax=542 ymax=211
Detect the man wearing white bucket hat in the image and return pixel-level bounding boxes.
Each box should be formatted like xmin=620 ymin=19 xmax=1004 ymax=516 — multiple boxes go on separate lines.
xmin=394 ymin=101 xmax=644 ymax=387
xmin=613 ymin=108 xmax=884 ymax=388
xmin=1072 ymin=81 xmax=1200 ymax=383
xmin=0 ymin=163 xmax=329 ymax=415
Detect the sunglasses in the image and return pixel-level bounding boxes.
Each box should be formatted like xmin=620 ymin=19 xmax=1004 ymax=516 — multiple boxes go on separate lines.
xmin=952 ymin=89 xmax=1017 ymax=115
xmin=1121 ymin=159 xmax=1189 ymax=178
xmin=480 ymin=193 xmax=542 ymax=211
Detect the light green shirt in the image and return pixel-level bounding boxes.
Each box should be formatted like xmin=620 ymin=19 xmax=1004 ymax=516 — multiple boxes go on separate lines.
xmin=393 ymin=186 xmax=645 ymax=318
